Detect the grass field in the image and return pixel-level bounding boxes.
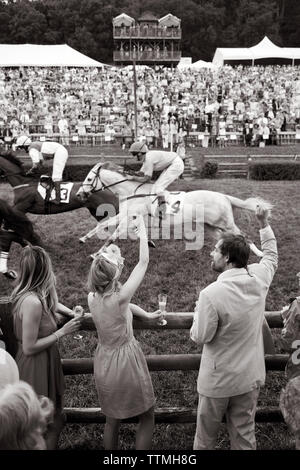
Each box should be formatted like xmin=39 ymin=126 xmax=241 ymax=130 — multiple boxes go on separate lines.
xmin=1 ymin=177 xmax=299 ymax=450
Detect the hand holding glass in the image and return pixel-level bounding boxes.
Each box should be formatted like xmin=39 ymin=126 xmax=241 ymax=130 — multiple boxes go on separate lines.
xmin=157 ymin=294 xmax=168 ymax=326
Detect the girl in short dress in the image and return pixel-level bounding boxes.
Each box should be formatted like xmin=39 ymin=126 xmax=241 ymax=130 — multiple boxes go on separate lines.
xmin=88 ymin=216 xmax=161 ymax=450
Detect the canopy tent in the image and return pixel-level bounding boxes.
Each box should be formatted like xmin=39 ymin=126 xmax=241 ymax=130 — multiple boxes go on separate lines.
xmin=190 ymin=59 xmax=217 ymax=69
xmin=158 ymin=14 xmax=181 ymax=27
xmin=212 ymin=36 xmax=300 ymax=66
xmin=112 ymin=13 xmax=135 ymax=27
xmin=177 ymin=57 xmax=192 ymax=69
xmin=0 ymin=44 xmax=106 ymax=67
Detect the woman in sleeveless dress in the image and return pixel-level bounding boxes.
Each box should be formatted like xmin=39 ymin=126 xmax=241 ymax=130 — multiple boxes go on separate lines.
xmin=11 ymin=245 xmax=81 ymax=449
xmin=88 ymin=216 xmax=162 ymax=450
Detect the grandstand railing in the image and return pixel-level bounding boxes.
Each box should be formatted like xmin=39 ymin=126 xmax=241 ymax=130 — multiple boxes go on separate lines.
xmin=113 ymin=26 xmax=182 ymax=39
xmin=8 ymin=131 xmax=299 ymax=148
xmin=113 ymin=50 xmax=182 ymax=62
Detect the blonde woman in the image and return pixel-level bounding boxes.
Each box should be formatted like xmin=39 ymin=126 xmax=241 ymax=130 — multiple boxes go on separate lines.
xmin=88 ymin=217 xmax=161 ymax=450
xmin=0 ymin=381 xmax=53 ymax=450
xmin=11 ymin=246 xmax=81 ymax=449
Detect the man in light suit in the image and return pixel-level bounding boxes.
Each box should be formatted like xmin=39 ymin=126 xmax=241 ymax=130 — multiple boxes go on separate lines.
xmin=190 ymin=206 xmax=278 ymax=450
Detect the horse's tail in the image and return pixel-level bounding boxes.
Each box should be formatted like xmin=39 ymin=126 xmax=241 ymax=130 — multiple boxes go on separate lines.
xmin=226 ymin=196 xmax=273 ymax=213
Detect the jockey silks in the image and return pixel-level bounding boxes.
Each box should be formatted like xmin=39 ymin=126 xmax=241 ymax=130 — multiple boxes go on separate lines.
xmin=28 ymin=141 xmax=68 ymax=181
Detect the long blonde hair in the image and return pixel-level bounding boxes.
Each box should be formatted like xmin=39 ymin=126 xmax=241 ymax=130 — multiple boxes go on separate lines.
xmin=11 ymin=246 xmax=58 ymax=318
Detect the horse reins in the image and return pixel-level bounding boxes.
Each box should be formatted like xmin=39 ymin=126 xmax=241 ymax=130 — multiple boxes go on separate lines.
xmin=85 ymin=165 xmax=159 ymax=203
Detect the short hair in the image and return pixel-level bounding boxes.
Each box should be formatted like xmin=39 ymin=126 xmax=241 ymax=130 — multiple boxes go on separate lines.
xmin=0 ymin=381 xmax=54 ymax=450
xmin=219 ymin=233 xmax=250 ymax=268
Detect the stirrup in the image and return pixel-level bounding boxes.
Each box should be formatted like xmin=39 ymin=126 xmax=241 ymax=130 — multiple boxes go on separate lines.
xmin=40 ymin=174 xmax=52 ymax=183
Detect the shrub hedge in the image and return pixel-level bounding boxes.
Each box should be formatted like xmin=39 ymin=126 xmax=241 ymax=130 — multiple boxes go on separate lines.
xmin=4 ymin=160 xmax=300 ymax=184
xmin=249 ymin=162 xmax=300 ymax=180
xmin=200 ymin=161 xmax=218 ymax=178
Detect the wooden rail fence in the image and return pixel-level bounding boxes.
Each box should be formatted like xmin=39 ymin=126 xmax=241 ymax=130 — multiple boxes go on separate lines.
xmin=0 ymin=303 xmax=286 ymax=426
xmin=62 ymin=311 xmax=286 ymax=425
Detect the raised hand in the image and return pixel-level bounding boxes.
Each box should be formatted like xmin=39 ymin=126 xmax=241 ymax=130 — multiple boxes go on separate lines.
xmin=255 ymin=205 xmax=271 ymax=228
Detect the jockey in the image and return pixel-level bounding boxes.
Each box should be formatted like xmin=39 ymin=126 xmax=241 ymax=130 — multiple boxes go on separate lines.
xmin=15 ymin=136 xmax=69 ymax=205
xmin=128 ymin=141 xmax=184 ymax=207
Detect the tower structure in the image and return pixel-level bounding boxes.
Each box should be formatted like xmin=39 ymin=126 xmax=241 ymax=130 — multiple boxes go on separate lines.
xmin=113 ymin=12 xmax=182 ymax=66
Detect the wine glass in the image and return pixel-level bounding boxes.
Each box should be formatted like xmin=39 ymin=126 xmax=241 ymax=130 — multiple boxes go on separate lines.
xmin=73 ymin=305 xmax=84 ymax=340
xmin=157 ymin=294 xmax=168 ymax=326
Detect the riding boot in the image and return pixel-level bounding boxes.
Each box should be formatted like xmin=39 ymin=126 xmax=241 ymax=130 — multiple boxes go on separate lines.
xmin=52 ymin=181 xmax=61 ymax=205
xmin=157 ymin=195 xmax=167 ymax=219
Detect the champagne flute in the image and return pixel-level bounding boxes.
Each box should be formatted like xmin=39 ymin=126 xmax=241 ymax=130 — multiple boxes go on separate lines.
xmin=73 ymin=305 xmax=84 ymax=340
xmin=157 ymin=294 xmax=168 ymax=326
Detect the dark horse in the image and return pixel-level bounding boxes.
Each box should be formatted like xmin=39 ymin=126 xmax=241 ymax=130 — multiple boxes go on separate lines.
xmin=0 ymin=152 xmax=119 ymax=219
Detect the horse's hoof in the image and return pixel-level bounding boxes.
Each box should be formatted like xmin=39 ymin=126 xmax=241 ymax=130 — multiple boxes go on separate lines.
xmin=148 ymin=240 xmax=156 ymax=248
xmin=2 ymin=270 xmax=17 ymax=280
xmin=79 ymin=238 xmax=86 ymax=244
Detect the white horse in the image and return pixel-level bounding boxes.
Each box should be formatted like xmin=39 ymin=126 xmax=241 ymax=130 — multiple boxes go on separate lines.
xmin=76 ymin=162 xmax=272 ymax=255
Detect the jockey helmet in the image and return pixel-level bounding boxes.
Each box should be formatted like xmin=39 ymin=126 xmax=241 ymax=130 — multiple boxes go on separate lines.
xmin=129 ymin=142 xmax=148 ymax=155
xmin=15 ymin=135 xmax=32 ymax=148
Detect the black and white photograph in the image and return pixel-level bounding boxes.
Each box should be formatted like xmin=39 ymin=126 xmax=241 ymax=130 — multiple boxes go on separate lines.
xmin=0 ymin=0 xmax=299 ymax=456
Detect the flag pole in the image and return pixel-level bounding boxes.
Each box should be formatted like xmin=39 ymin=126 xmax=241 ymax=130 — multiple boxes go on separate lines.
xmin=133 ymin=49 xmax=138 ymax=140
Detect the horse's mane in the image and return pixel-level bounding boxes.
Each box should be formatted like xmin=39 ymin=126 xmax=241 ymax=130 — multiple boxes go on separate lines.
xmin=0 ymin=151 xmax=25 ymax=170
xmin=101 ymin=161 xmax=124 ymax=176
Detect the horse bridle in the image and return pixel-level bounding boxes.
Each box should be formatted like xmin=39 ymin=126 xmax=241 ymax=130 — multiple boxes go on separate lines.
xmin=81 ymin=164 xmax=129 ymax=195
xmin=81 ymin=164 xmax=159 ymax=205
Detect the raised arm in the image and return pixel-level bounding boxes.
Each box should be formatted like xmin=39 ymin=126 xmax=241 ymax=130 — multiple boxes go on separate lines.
xmin=255 ymin=206 xmax=278 ymax=285
xmin=118 ymin=215 xmax=149 ymax=305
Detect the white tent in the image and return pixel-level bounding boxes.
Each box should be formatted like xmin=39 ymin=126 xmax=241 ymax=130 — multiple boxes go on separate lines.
xmin=250 ymin=36 xmax=285 ymax=59
xmin=158 ymin=14 xmax=181 ymax=27
xmin=212 ymin=36 xmax=300 ymax=66
xmin=177 ymin=57 xmax=192 ymax=69
xmin=0 ymin=44 xmax=106 ymax=67
xmin=212 ymin=47 xmax=252 ymax=67
xmin=113 ymin=13 xmax=135 ymax=27
xmin=190 ymin=59 xmax=217 ymax=69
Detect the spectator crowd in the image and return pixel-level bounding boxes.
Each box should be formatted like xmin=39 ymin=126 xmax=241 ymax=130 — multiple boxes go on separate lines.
xmin=0 ymin=65 xmax=300 ymax=148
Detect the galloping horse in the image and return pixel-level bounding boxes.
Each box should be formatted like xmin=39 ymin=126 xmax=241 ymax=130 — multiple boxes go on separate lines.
xmin=0 ymin=152 xmax=119 ymax=219
xmin=76 ymin=162 xmax=272 ymax=255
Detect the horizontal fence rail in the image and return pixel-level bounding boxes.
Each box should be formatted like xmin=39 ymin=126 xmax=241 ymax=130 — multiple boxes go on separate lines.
xmin=64 ymin=406 xmax=284 ymax=424
xmin=0 ymin=302 xmax=288 ymax=432
xmin=73 ymin=311 xmax=283 ymax=331
xmin=62 ymin=353 xmax=288 ymax=375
